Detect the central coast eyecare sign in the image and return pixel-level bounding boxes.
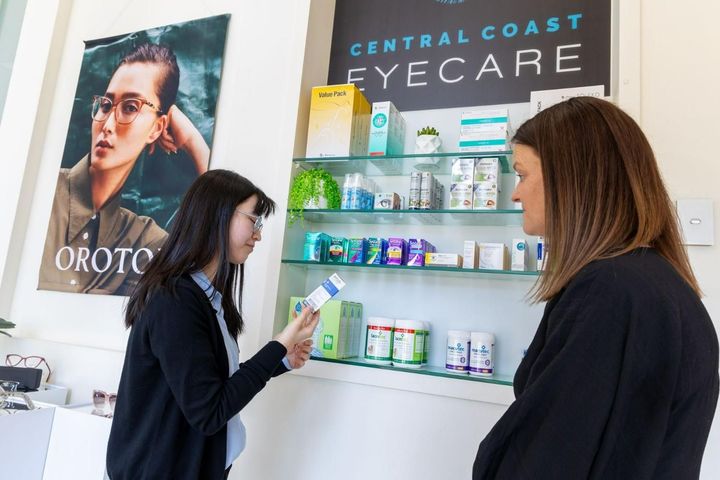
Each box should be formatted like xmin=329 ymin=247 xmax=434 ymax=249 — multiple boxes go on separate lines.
xmin=328 ymin=0 xmax=611 ymax=110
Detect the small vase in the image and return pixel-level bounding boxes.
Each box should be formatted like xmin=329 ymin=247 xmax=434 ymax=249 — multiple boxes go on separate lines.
xmin=303 ymin=180 xmax=328 ymax=209
xmin=414 ymin=134 xmax=442 ymax=171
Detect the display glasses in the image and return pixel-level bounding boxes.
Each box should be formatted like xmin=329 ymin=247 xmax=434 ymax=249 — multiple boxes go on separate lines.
xmin=5 ymin=354 xmax=52 ymax=383
xmin=93 ymin=389 xmax=117 ymax=416
xmin=91 ymin=95 xmax=162 ymax=124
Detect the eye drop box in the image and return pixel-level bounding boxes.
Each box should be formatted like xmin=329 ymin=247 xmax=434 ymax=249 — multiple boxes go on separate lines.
xmin=451 ymin=158 xmax=475 ymax=184
xmin=425 ymin=253 xmax=463 ymax=268
xmin=409 ymin=172 xmax=422 ymax=209
xmin=299 ymin=273 xmax=347 ymax=312
xmin=368 ymin=101 xmax=406 ymax=156
xmin=303 ymin=232 xmax=331 ymax=262
xmin=288 ymin=296 xmax=360 ymax=359
xmin=463 ymin=240 xmax=479 ymax=269
xmin=346 ymin=238 xmax=368 ymax=264
xmin=386 ymin=238 xmax=407 ymax=265
xmin=478 ymin=243 xmax=508 ymax=270
xmin=458 ymin=109 xmax=510 ymax=153
xmin=407 ymin=238 xmax=432 ymax=267
xmin=366 ymin=237 xmax=388 ymax=264
xmin=511 ymin=239 xmax=528 ymax=271
xmin=450 ymin=183 xmax=473 ymax=210
xmin=374 ymin=192 xmax=401 ymax=210
xmin=328 ymin=237 xmax=347 ymax=263
xmin=306 ymin=84 xmax=371 ymax=158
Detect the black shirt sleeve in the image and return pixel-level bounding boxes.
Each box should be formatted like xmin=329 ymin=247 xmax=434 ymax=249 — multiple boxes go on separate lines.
xmin=146 ymin=284 xmax=287 ymax=436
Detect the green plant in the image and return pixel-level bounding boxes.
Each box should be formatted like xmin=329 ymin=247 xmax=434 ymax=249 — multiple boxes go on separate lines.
xmin=0 ymin=317 xmax=15 ymax=337
xmin=417 ymin=126 xmax=440 ymax=136
xmin=288 ymin=168 xmax=341 ymax=224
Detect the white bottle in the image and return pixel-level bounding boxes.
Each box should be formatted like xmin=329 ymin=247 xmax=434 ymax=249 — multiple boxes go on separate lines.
xmin=364 ymin=317 xmax=394 ymax=365
xmin=470 ymin=332 xmax=495 ymax=376
xmin=392 ymin=319 xmax=425 ymax=369
xmin=446 ymin=330 xmax=470 ymax=373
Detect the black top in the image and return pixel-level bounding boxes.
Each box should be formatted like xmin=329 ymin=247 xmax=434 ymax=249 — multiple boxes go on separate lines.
xmin=473 ymin=248 xmax=719 ymax=479
xmin=107 ymin=275 xmax=288 ymax=480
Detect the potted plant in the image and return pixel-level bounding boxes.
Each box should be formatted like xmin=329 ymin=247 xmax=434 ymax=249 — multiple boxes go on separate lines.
xmin=288 ymin=167 xmax=341 ymax=224
xmin=414 ymin=126 xmax=442 ymax=170
xmin=0 ymin=317 xmax=15 ymax=337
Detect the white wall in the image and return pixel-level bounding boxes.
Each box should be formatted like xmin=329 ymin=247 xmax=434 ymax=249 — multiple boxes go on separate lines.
xmin=0 ymin=1 xmax=718 ymax=479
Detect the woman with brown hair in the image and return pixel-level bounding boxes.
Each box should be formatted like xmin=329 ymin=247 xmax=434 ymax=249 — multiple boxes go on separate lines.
xmin=473 ymin=97 xmax=718 ymax=479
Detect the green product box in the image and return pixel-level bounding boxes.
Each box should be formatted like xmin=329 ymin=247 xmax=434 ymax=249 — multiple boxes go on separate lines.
xmin=288 ymin=297 xmax=362 ymax=359
xmin=328 ymin=237 xmax=347 ymax=263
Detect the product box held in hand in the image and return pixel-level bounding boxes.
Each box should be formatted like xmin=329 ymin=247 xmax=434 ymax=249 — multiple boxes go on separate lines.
xmin=289 ymin=296 xmax=361 ymax=359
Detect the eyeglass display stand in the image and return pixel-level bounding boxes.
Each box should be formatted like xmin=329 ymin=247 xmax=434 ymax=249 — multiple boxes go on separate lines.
xmin=0 ymin=403 xmax=111 ymax=479
xmin=24 ymin=383 xmax=69 ymax=405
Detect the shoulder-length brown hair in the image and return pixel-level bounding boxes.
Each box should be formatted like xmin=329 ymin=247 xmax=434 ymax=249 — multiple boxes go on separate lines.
xmin=513 ymin=96 xmax=700 ymax=301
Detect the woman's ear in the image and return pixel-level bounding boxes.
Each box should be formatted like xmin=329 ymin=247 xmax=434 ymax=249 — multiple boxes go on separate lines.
xmin=147 ymin=114 xmax=168 ymax=145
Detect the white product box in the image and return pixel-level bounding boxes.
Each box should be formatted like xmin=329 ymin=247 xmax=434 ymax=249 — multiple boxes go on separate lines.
xmin=473 ymin=182 xmax=498 ymax=210
xmin=511 ymin=239 xmax=528 ymax=271
xmin=459 ymin=109 xmax=510 ymax=153
xmin=425 ymin=253 xmax=463 ymax=268
xmin=450 ymin=183 xmax=473 ymax=210
xmin=374 ymin=192 xmax=401 ymax=210
xmin=451 ymin=158 xmax=475 ymax=184
xmin=368 ymin=101 xmax=406 ymax=156
xmin=300 ymin=273 xmax=347 ymax=312
xmin=478 ymin=243 xmax=507 ymax=270
xmin=463 ymin=241 xmax=479 ymax=269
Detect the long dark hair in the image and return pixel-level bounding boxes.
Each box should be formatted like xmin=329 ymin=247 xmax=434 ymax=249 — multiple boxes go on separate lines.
xmin=125 ymin=170 xmax=276 ymax=337
xmin=513 ymin=97 xmax=699 ymax=301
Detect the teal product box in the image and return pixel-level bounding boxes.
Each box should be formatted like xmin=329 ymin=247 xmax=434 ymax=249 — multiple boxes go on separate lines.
xmin=347 ymin=238 xmax=368 ymax=264
xmin=303 ymin=232 xmax=331 ymax=262
xmin=368 ymin=101 xmax=406 ymax=156
xmin=366 ymin=237 xmax=388 ymax=264
xmin=328 ymin=237 xmax=348 ymax=263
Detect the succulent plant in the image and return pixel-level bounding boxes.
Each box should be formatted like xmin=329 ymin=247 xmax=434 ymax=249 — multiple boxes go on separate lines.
xmin=417 ymin=126 xmax=440 ymax=136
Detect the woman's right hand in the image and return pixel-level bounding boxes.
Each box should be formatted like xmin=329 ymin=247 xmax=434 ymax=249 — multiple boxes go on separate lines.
xmin=274 ymin=306 xmax=320 ymax=353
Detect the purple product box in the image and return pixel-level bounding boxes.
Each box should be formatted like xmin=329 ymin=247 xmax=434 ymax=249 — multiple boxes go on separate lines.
xmin=386 ymin=238 xmax=407 ymax=265
xmin=407 ymin=238 xmax=431 ymax=267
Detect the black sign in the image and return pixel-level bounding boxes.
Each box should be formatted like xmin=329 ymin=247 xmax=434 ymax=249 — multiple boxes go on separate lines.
xmin=328 ymin=0 xmax=611 ymax=111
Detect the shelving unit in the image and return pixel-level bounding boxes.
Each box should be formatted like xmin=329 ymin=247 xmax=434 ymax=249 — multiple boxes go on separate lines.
xmin=274 ymin=147 xmax=545 ymax=398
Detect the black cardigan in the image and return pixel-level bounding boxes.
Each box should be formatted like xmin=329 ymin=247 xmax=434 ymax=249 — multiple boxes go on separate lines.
xmin=106 ymin=275 xmax=288 ymax=480
xmin=473 ymin=248 xmax=719 ymax=479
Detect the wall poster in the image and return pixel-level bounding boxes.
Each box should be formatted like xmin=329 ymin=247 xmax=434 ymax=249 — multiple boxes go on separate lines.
xmin=38 ymin=14 xmax=230 ymax=296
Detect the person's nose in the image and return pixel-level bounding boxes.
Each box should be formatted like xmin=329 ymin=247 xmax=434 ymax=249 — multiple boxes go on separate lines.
xmin=102 ymin=108 xmax=117 ymax=134
xmin=253 ymin=230 xmax=263 ymax=242
xmin=511 ymin=185 xmax=521 ymax=205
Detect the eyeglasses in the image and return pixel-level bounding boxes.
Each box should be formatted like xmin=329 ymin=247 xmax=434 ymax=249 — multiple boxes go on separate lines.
xmin=91 ymin=95 xmax=162 ymax=125
xmin=93 ymin=389 xmax=117 ymax=417
xmin=236 ymin=210 xmax=264 ymax=233
xmin=5 ymin=354 xmax=52 ymax=383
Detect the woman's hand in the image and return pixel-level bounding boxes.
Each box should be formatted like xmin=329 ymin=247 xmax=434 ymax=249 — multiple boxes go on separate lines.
xmin=285 ymin=338 xmax=313 ymax=369
xmin=274 ymin=306 xmax=320 ymax=353
xmin=153 ymin=105 xmax=210 ymax=174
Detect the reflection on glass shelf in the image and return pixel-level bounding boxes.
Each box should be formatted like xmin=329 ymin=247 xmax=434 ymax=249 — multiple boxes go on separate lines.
xmin=311 ymin=357 xmax=513 ymax=386
xmin=291 ymin=208 xmax=524 ymax=226
xmin=281 ymin=259 xmax=540 ymax=278
xmin=292 ymin=150 xmax=512 ymax=176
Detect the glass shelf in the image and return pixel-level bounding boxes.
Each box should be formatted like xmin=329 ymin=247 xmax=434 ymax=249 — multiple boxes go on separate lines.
xmin=281 ymin=259 xmax=540 ymax=278
xmin=290 ymin=208 xmax=524 ymax=226
xmin=311 ymin=357 xmax=513 ymax=386
xmin=292 ymin=150 xmax=512 ymax=176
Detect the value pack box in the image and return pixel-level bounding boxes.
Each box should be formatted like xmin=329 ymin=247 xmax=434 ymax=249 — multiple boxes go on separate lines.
xmin=368 ymin=101 xmax=406 ymax=156
xmin=306 ymin=84 xmax=371 ymax=157
xmin=288 ymin=297 xmax=361 ymax=359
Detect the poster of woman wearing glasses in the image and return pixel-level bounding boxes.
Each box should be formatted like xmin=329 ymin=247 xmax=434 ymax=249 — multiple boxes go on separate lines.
xmin=38 ymin=14 xmax=230 ymax=296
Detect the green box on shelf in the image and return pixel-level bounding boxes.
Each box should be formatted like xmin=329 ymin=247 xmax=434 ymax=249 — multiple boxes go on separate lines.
xmin=288 ymin=297 xmax=361 ymax=360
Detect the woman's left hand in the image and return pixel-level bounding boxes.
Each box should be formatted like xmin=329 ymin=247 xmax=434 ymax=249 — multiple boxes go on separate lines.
xmin=153 ymin=105 xmax=210 ymax=174
xmin=285 ymin=338 xmax=313 ymax=369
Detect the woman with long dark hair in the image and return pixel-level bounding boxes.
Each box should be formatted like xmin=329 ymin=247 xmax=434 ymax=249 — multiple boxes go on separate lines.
xmin=106 ymin=170 xmax=319 ymax=479
xmin=473 ymin=97 xmax=718 ymax=479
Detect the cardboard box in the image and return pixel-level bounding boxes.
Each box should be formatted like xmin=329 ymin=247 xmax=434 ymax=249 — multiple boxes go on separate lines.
xmin=463 ymin=240 xmax=479 ymax=269
xmin=306 ymin=84 xmax=371 ymax=157
xmin=368 ymin=101 xmax=406 ymax=156
xmin=288 ymin=297 xmax=361 ymax=359
xmin=478 ymin=243 xmax=508 ymax=270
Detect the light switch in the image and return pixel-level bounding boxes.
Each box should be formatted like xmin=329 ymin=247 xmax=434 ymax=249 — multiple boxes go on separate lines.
xmin=676 ymin=199 xmax=714 ymax=246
